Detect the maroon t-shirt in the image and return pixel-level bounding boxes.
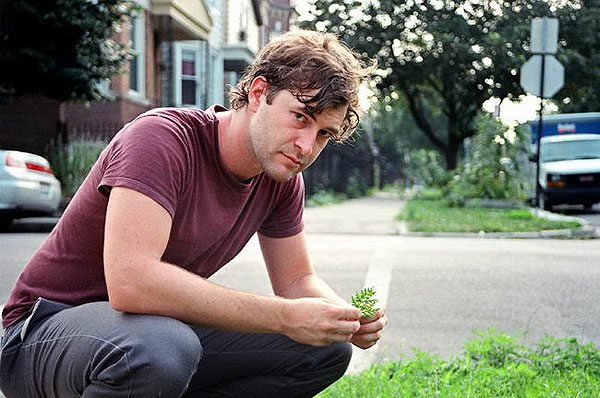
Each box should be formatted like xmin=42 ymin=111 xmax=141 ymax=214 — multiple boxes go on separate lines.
xmin=2 ymin=106 xmax=305 ymax=329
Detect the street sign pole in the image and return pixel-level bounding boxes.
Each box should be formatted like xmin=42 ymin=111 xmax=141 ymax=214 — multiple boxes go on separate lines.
xmin=534 ymin=55 xmax=546 ymax=208
xmin=520 ymin=17 xmax=563 ymax=209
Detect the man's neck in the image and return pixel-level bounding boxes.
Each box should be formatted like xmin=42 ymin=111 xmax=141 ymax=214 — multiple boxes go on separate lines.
xmin=216 ymin=109 xmax=261 ymax=181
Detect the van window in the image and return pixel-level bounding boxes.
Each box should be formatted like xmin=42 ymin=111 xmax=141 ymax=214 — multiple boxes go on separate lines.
xmin=542 ymin=139 xmax=600 ymax=162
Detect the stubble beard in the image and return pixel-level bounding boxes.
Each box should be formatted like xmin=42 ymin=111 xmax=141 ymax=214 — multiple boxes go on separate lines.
xmin=248 ymin=118 xmax=298 ymax=183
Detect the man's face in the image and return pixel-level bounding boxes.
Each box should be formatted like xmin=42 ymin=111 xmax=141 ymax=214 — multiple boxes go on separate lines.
xmin=248 ymin=89 xmax=347 ymax=182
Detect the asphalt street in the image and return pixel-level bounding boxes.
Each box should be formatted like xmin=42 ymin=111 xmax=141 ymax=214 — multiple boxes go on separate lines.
xmin=1 ymin=193 xmax=599 ymax=382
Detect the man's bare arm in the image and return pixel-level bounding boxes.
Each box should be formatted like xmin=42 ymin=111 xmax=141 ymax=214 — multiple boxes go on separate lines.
xmin=258 ymin=231 xmax=347 ymax=305
xmin=103 ymin=187 xmax=360 ymax=346
xmin=259 ymin=231 xmax=388 ymax=349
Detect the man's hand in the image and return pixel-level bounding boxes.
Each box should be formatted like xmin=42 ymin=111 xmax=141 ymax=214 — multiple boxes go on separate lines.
xmin=282 ymin=298 xmax=362 ymax=347
xmin=350 ymin=309 xmax=388 ymax=349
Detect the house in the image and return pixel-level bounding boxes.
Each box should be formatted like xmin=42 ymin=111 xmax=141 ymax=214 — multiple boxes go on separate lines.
xmin=62 ymin=0 xmax=214 ymax=141
xmin=0 ymin=0 xmax=297 ymax=155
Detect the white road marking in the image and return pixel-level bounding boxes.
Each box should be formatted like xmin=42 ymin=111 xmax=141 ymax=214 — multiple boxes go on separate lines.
xmin=346 ymin=243 xmax=394 ymax=375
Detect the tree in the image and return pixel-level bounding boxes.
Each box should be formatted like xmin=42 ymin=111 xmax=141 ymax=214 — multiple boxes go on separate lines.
xmin=553 ymin=0 xmax=600 ymax=112
xmin=302 ymin=0 xmax=596 ymax=169
xmin=365 ymin=96 xmax=439 ymax=186
xmin=0 ymin=0 xmax=136 ymax=103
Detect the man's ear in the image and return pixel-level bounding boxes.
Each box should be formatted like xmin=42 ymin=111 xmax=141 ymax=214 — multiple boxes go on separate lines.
xmin=247 ymin=76 xmax=268 ymax=113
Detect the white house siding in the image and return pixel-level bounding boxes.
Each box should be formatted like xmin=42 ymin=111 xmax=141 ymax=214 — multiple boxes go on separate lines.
xmin=207 ymin=0 xmax=225 ymax=106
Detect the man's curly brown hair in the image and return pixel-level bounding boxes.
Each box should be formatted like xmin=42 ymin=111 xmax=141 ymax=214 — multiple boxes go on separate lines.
xmin=229 ymin=30 xmax=375 ymax=142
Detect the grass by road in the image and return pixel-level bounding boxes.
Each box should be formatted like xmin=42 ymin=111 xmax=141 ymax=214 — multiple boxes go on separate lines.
xmin=318 ymin=330 xmax=600 ymax=397
xmin=399 ymin=197 xmax=580 ymax=233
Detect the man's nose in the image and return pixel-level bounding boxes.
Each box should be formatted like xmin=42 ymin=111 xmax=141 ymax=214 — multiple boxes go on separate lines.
xmin=295 ymin=128 xmax=318 ymax=157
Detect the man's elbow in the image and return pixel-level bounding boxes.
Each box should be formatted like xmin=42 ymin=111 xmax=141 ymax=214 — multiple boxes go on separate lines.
xmin=104 ymin=260 xmax=149 ymax=313
xmin=106 ymin=280 xmax=140 ymax=312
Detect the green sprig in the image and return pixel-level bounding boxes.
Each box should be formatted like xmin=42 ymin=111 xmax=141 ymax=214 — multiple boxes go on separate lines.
xmin=351 ymin=287 xmax=380 ymax=318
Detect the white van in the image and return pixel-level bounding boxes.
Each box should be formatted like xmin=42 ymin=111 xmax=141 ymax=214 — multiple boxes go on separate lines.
xmin=534 ymin=133 xmax=600 ymax=211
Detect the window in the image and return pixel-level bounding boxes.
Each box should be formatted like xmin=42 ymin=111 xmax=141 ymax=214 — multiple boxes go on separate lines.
xmin=542 ymin=140 xmax=600 ymax=162
xmin=174 ymin=42 xmax=207 ymax=107
xmin=129 ymin=13 xmax=145 ymax=96
xmin=270 ymin=21 xmax=283 ymax=41
xmin=181 ymin=50 xmax=197 ymax=105
xmin=238 ymin=2 xmax=249 ymax=43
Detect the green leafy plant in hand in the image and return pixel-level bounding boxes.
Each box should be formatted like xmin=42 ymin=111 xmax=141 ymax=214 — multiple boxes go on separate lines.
xmin=351 ymin=287 xmax=380 ymax=318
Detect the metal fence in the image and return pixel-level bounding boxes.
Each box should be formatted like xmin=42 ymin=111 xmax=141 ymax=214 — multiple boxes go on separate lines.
xmin=58 ymin=120 xmax=122 ymax=146
xmin=303 ymin=143 xmax=375 ymax=197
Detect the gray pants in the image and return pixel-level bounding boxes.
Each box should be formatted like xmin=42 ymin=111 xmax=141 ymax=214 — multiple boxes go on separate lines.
xmin=0 ymin=298 xmax=352 ymax=397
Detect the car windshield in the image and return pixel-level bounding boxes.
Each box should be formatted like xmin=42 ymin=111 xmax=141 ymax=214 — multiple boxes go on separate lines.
xmin=541 ymin=139 xmax=600 ymax=162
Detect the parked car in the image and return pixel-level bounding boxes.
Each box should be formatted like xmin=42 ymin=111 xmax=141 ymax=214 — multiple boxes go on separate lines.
xmin=0 ymin=150 xmax=62 ymax=228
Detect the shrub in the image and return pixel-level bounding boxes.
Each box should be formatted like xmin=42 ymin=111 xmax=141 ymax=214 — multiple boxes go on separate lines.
xmin=49 ymin=138 xmax=107 ymax=198
xmin=409 ymin=149 xmax=451 ymax=188
xmin=447 ymin=114 xmax=529 ymax=206
xmin=317 ymin=329 xmax=600 ymax=397
xmin=306 ymin=190 xmax=346 ymax=207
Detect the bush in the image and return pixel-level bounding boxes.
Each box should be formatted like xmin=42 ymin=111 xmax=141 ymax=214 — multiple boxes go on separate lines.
xmin=346 ymin=168 xmax=369 ymax=199
xmin=409 ymin=149 xmax=451 ymax=188
xmin=49 ymin=138 xmax=107 ymax=198
xmin=446 ymin=114 xmax=529 ymax=206
xmin=317 ymin=329 xmax=600 ymax=397
xmin=306 ymin=190 xmax=346 ymax=207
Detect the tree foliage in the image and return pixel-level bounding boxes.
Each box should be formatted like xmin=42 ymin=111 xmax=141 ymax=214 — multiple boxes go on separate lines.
xmin=302 ymin=0 xmax=599 ymax=168
xmin=554 ymin=0 xmax=600 ymax=112
xmin=365 ymin=97 xmax=438 ymax=185
xmin=0 ymin=0 xmax=137 ymax=103
xmin=446 ymin=114 xmax=530 ymax=204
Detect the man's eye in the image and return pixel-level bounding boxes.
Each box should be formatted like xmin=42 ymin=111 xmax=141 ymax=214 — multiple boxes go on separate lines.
xmin=294 ymin=112 xmax=306 ymax=121
xmin=318 ymin=130 xmax=332 ymax=138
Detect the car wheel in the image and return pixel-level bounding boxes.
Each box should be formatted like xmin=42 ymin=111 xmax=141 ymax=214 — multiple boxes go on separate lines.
xmin=583 ymin=203 xmax=594 ymax=210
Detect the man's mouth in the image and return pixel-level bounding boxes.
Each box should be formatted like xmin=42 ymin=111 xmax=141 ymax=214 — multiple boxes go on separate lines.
xmin=282 ymin=153 xmax=304 ymax=168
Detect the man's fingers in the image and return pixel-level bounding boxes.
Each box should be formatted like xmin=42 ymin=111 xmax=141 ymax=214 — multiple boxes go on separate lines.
xmin=354 ymin=316 xmax=388 ymax=335
xmin=358 ymin=308 xmax=386 ymax=323
xmin=331 ymin=333 xmax=355 ymax=343
xmin=333 ymin=319 xmax=360 ymax=334
xmin=337 ymin=306 xmax=362 ymax=320
xmin=351 ymin=331 xmax=382 ymax=349
xmin=355 ymin=331 xmax=382 ymax=342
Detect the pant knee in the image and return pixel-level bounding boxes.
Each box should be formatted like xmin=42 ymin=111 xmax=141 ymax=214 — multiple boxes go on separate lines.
xmin=324 ymin=342 xmax=353 ymax=376
xmin=134 ymin=319 xmax=202 ymax=383
xmin=94 ymin=316 xmax=203 ymax=396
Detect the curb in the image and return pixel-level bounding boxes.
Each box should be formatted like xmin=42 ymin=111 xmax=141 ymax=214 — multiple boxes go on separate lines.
xmin=396 ymin=207 xmax=599 ymax=239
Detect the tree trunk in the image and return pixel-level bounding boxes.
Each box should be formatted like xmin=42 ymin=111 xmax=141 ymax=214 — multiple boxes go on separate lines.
xmin=444 ymin=123 xmax=462 ymax=170
xmin=444 ymin=142 xmax=460 ymax=170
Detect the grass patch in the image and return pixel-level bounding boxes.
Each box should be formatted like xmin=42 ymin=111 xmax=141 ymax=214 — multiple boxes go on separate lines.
xmin=412 ymin=188 xmax=445 ymax=201
xmin=306 ymin=190 xmax=347 ymax=207
xmin=398 ymin=199 xmax=580 ymax=233
xmin=318 ymin=329 xmax=600 ymax=397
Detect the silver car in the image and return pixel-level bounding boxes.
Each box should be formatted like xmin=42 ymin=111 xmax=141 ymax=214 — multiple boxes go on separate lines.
xmin=0 ymin=150 xmax=62 ymax=228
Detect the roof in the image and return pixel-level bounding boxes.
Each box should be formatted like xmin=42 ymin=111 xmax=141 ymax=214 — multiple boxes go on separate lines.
xmin=530 ymin=112 xmax=600 ymax=124
xmin=541 ymin=133 xmax=600 ymax=143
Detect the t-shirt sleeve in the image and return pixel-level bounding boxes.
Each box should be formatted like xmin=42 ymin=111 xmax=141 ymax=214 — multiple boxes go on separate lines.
xmin=97 ymin=115 xmax=189 ymax=219
xmin=258 ymin=174 xmax=305 ymax=238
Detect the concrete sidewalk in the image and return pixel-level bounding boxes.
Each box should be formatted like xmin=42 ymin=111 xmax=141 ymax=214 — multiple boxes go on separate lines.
xmin=303 ymin=191 xmax=598 ymax=239
xmin=304 ymin=191 xmax=405 ymax=235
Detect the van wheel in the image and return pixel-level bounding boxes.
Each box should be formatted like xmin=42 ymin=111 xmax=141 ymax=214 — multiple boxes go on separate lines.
xmin=538 ymin=193 xmax=553 ymax=212
xmin=0 ymin=216 xmax=14 ymax=231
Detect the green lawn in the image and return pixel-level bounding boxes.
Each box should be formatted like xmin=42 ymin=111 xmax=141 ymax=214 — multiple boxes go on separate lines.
xmin=398 ymin=199 xmax=580 ymax=233
xmin=318 ymin=330 xmax=600 ymax=397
